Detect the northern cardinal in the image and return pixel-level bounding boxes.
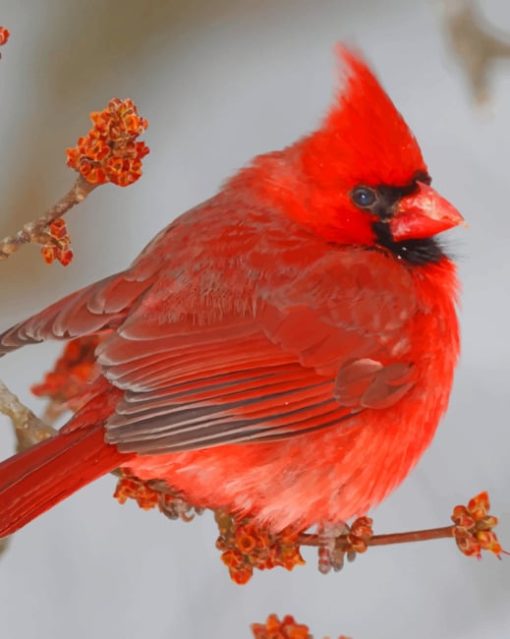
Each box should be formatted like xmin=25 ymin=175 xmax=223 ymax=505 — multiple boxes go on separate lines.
xmin=0 ymin=48 xmax=463 ymax=537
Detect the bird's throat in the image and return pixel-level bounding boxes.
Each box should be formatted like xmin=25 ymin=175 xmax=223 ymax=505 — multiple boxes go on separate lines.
xmin=372 ymin=221 xmax=446 ymax=265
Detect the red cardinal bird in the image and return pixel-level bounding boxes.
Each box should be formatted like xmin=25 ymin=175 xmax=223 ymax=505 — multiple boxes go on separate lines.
xmin=0 ymin=48 xmax=463 ymax=537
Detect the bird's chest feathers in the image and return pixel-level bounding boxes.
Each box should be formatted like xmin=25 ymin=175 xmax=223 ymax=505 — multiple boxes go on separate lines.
xmin=406 ymin=259 xmax=460 ymax=371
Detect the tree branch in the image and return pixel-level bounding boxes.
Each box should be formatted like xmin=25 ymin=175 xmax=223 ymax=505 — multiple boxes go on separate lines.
xmin=0 ymin=379 xmax=56 ymax=452
xmin=444 ymin=0 xmax=510 ymax=103
xmin=299 ymin=525 xmax=454 ymax=549
xmin=0 ymin=176 xmax=96 ymax=261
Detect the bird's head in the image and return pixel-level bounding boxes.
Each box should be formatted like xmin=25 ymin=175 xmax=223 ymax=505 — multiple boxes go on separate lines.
xmin=256 ymin=47 xmax=463 ymax=255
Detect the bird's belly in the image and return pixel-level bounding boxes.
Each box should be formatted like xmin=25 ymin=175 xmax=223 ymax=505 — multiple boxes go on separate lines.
xmin=123 ymin=386 xmax=444 ymax=531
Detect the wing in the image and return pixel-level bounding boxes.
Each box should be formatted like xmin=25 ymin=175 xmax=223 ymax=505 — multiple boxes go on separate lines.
xmin=0 ymin=273 xmax=155 ymax=356
xmin=101 ymin=246 xmax=418 ymax=454
xmin=0 ymin=252 xmax=159 ymax=357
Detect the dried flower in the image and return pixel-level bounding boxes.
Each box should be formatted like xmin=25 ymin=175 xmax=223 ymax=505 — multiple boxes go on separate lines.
xmin=215 ymin=511 xmax=304 ymax=584
xmin=452 ymin=491 xmax=506 ymax=559
xmin=0 ymin=27 xmax=10 ymax=46
xmin=345 ymin=516 xmax=373 ymax=554
xmin=114 ymin=475 xmax=160 ymax=510
xmin=114 ymin=474 xmax=202 ymax=522
xmin=66 ymin=98 xmax=149 ymax=187
xmin=251 ymin=615 xmax=312 ymax=639
xmin=251 ymin=614 xmax=351 ymax=639
xmin=40 ymin=218 xmax=74 ymax=266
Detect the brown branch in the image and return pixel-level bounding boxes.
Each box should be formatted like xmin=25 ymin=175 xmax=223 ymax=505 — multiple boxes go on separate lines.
xmin=444 ymin=0 xmax=510 ymax=104
xmin=0 ymin=176 xmax=96 ymax=260
xmin=299 ymin=525 xmax=454 ymax=549
xmin=0 ymin=535 xmax=10 ymax=558
xmin=0 ymin=379 xmax=56 ymax=452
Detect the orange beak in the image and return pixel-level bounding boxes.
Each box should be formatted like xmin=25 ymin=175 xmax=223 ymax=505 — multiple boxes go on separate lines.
xmin=390 ymin=182 xmax=464 ymax=241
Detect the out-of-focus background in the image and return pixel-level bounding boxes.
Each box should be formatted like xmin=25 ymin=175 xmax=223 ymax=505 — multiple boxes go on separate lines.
xmin=0 ymin=1 xmax=509 ymax=637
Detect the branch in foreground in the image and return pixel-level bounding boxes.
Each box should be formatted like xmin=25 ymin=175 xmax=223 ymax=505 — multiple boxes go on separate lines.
xmin=299 ymin=522 xmax=453 ymax=548
xmin=297 ymin=492 xmax=506 ymax=569
xmin=115 ymin=474 xmax=506 ymax=584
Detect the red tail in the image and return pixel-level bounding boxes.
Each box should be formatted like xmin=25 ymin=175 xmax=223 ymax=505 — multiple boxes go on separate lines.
xmin=0 ymin=423 xmax=128 ymax=537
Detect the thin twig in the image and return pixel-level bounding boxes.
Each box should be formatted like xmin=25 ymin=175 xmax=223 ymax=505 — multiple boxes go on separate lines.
xmin=0 ymin=379 xmax=56 ymax=452
xmin=299 ymin=525 xmax=454 ymax=550
xmin=0 ymin=176 xmax=96 ymax=260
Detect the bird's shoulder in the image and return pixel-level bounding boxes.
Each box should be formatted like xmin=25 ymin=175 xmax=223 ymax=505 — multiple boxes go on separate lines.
xmin=124 ymin=192 xmax=419 ymax=334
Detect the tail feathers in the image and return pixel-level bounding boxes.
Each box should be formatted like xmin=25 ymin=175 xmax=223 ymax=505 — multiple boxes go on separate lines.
xmin=0 ymin=425 xmax=129 ymax=537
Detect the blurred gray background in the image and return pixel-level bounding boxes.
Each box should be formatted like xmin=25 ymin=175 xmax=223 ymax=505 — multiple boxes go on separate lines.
xmin=0 ymin=1 xmax=509 ymax=638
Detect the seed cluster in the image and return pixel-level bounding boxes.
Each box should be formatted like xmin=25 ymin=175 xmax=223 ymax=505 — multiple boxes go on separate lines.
xmin=215 ymin=510 xmax=304 ymax=584
xmin=66 ymin=98 xmax=149 ymax=186
xmin=452 ymin=491 xmax=505 ymax=558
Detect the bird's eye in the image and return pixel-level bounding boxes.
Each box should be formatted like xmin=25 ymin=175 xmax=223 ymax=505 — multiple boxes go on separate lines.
xmin=352 ymin=186 xmax=377 ymax=208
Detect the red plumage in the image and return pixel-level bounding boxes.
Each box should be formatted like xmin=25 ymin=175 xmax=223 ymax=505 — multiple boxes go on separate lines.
xmin=0 ymin=48 xmax=463 ymax=536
